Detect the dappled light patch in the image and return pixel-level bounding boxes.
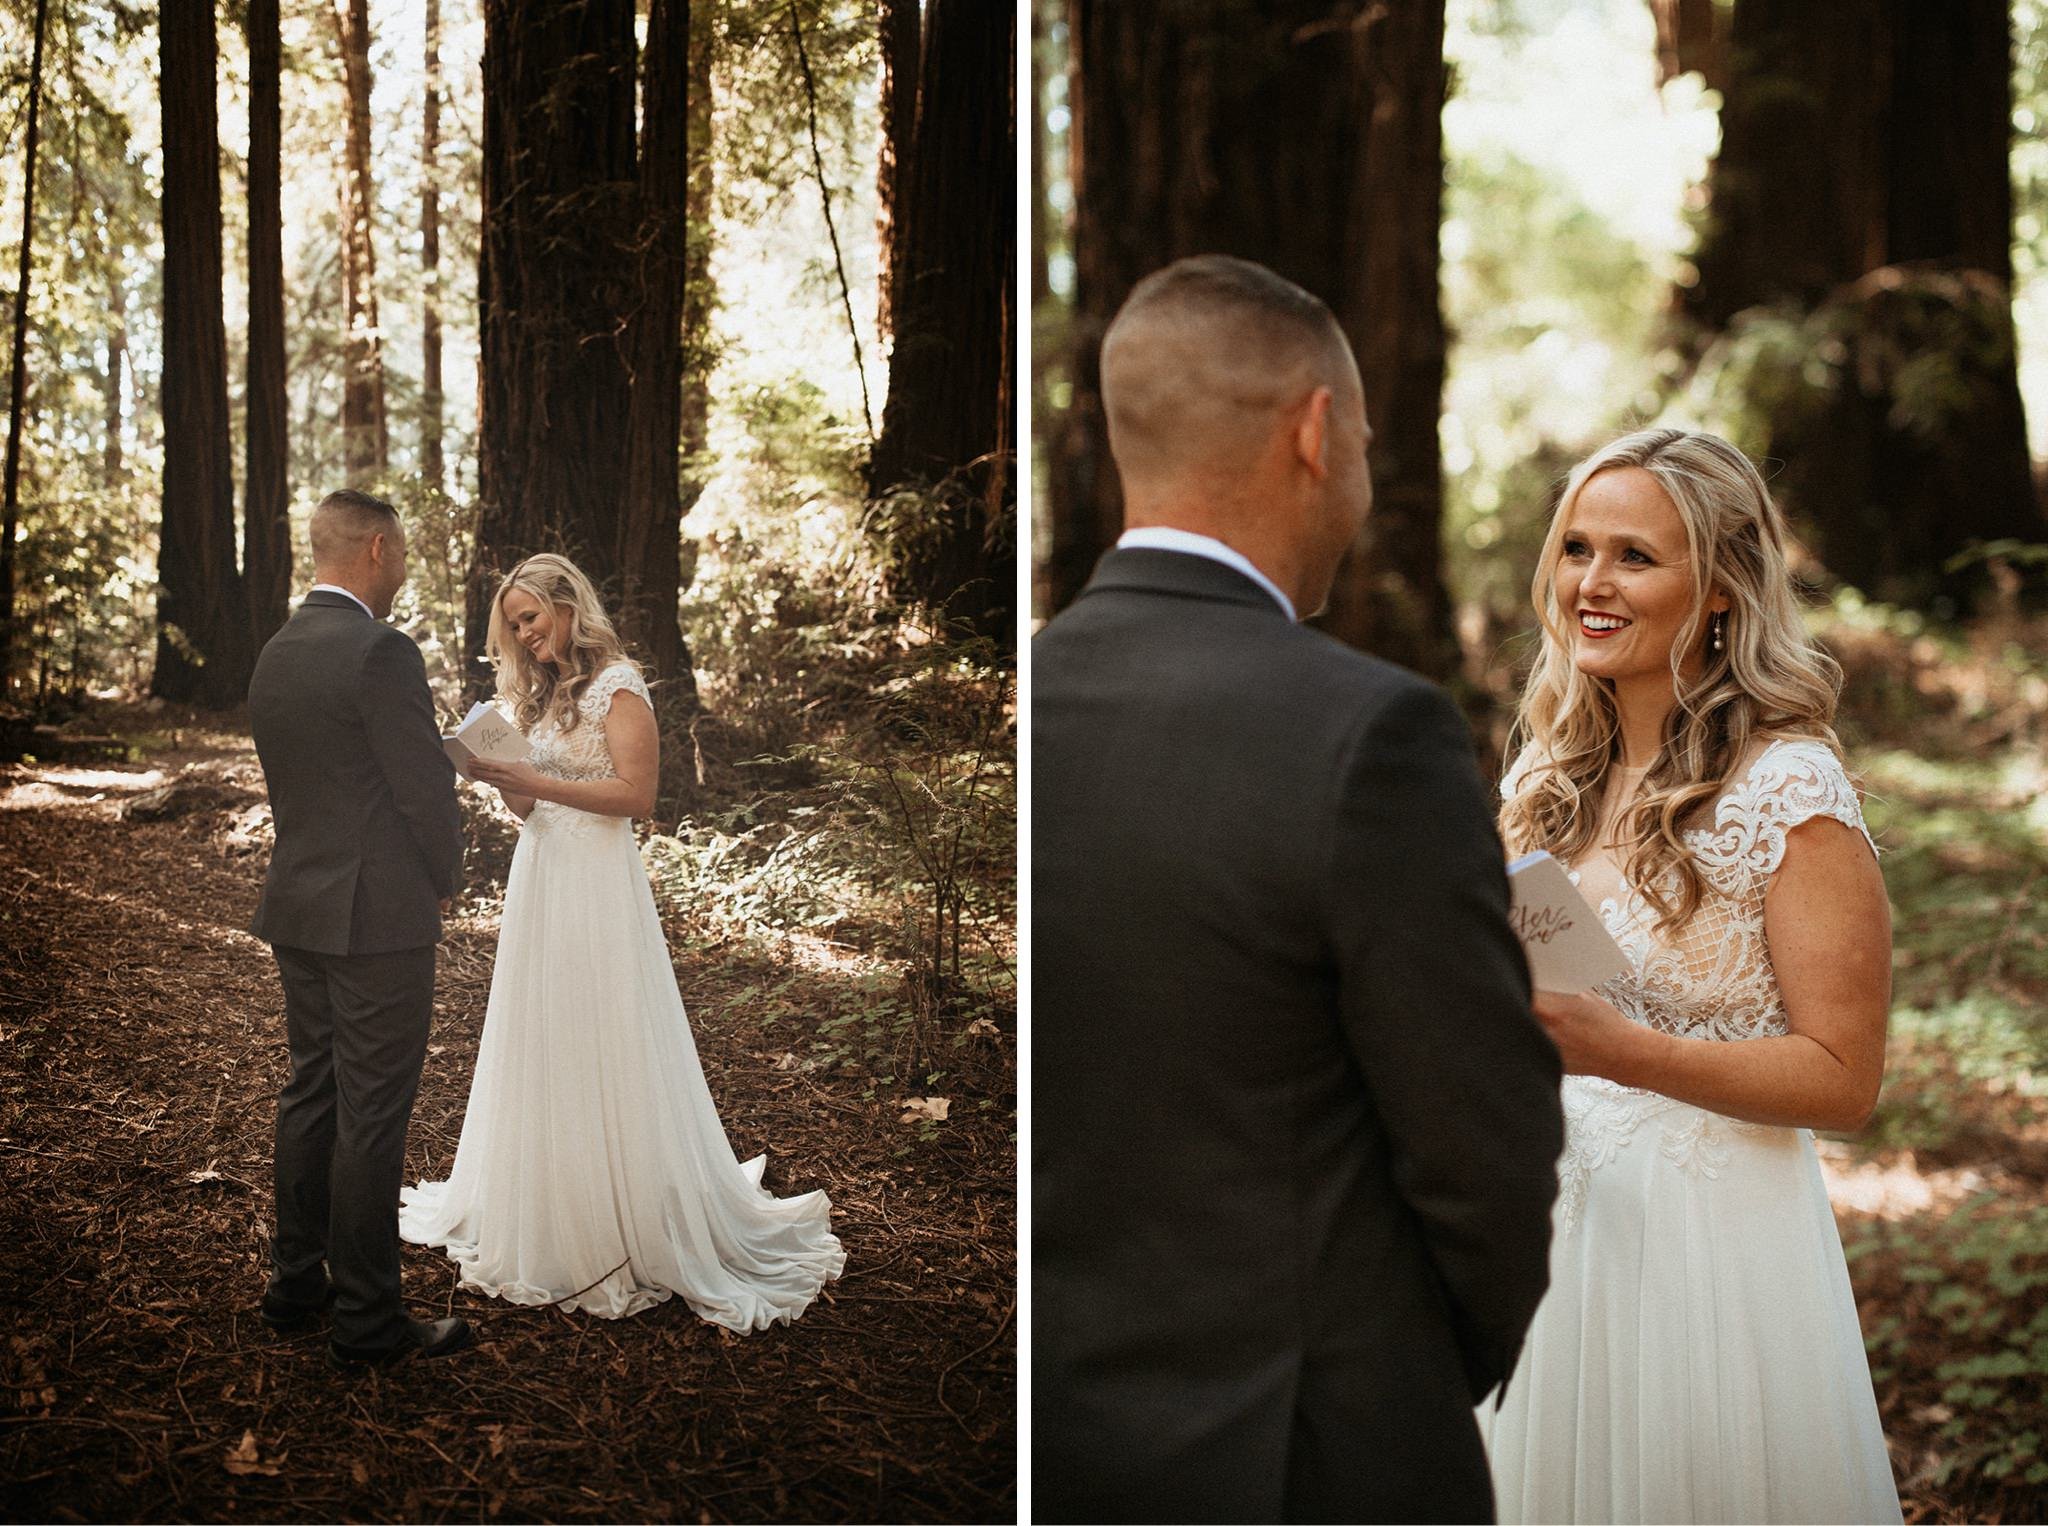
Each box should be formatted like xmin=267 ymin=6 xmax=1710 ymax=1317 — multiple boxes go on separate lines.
xmin=0 ymin=702 xmax=1014 ymax=1521
xmin=1798 ymin=597 xmax=2048 ymax=1521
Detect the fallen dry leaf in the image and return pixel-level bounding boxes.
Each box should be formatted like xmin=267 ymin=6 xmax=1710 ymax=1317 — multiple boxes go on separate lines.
xmin=899 ymin=1096 xmax=950 ymax=1124
xmin=223 ymin=1428 xmax=285 ymax=1477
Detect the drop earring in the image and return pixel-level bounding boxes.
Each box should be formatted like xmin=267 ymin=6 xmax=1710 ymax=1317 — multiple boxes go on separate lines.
xmin=1711 ymin=612 xmax=1726 ymax=653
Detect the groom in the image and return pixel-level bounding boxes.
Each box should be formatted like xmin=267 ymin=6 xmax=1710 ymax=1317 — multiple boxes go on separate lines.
xmin=1033 ymin=256 xmax=1565 ymax=1522
xmin=247 ymin=488 xmax=472 ymax=1367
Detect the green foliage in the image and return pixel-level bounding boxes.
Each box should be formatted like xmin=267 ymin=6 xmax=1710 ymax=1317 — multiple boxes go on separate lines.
xmin=1845 ymin=1196 xmax=2048 ymax=1491
xmin=1680 ymin=272 xmax=2023 ymax=460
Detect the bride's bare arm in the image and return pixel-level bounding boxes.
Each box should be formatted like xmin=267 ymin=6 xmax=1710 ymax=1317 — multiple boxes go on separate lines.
xmin=465 ymin=691 xmax=660 ymax=820
xmin=1536 ymin=814 xmax=1892 ymax=1133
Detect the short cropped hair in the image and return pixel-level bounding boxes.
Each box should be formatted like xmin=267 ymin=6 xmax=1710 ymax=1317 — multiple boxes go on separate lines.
xmin=308 ymin=488 xmax=402 ymax=567
xmin=1112 ymin=255 xmax=1349 ymax=372
xmin=1100 ymin=255 xmax=1357 ymax=483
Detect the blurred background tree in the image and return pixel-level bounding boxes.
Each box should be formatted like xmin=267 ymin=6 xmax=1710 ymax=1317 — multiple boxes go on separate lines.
xmin=1038 ymin=3 xmax=2048 ymax=1517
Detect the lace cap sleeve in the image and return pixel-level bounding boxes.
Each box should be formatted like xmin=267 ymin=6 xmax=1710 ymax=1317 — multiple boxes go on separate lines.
xmin=578 ymin=661 xmax=651 ymax=720
xmin=1725 ymin=737 xmax=1876 ymax=876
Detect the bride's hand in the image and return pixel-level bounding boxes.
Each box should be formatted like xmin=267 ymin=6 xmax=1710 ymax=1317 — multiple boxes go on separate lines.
xmin=1532 ymin=990 xmax=1657 ymax=1082
xmin=466 ymin=758 xmax=545 ymax=796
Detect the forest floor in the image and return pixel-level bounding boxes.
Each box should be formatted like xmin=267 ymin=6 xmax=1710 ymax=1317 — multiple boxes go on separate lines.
xmin=0 ymin=701 xmax=1015 ymax=1523
xmin=1817 ymin=605 xmax=2048 ymax=1525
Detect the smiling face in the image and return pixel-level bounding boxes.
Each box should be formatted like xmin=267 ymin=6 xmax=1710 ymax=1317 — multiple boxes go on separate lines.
xmin=1552 ymin=466 xmax=1727 ymax=696
xmin=500 ymin=586 xmax=566 ymax=666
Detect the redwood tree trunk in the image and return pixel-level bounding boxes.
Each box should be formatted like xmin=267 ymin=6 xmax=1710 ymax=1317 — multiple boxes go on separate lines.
xmin=1047 ymin=0 xmax=1456 ymax=679
xmin=334 ymin=0 xmax=389 ymax=486
xmin=680 ymin=8 xmax=714 ymax=514
xmin=1648 ymin=0 xmax=1726 ymax=91
xmin=103 ymin=271 xmax=127 ymax=482
xmin=1686 ymin=0 xmax=2042 ymax=610
xmin=421 ymin=0 xmax=446 ymax=493
xmin=619 ymin=0 xmax=697 ymax=703
xmin=155 ymin=0 xmax=250 ymax=707
xmin=469 ymin=0 xmax=639 ymax=688
xmin=866 ymin=0 xmax=1017 ymax=643
xmin=246 ymin=0 xmax=292 ymax=653
xmin=876 ymin=0 xmax=921 ymax=347
xmin=0 ymin=0 xmax=50 ymax=697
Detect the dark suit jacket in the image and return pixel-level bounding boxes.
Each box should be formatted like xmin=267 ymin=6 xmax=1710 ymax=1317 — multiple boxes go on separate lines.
xmin=1032 ymin=549 xmax=1565 ymax=1524
xmin=247 ymin=590 xmax=464 ymax=955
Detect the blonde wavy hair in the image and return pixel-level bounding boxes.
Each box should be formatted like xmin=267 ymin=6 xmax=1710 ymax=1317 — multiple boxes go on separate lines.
xmin=1499 ymin=428 xmax=1844 ymax=934
xmin=485 ymin=553 xmax=634 ymax=733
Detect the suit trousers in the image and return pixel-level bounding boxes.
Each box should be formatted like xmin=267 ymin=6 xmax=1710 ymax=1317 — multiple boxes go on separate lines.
xmin=267 ymin=942 xmax=436 ymax=1349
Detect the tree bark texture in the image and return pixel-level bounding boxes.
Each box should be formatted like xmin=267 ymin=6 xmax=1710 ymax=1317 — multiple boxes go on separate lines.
xmin=681 ymin=8 xmax=714 ymax=513
xmin=103 ymin=269 xmax=127 ymax=481
xmin=421 ymin=0 xmax=446 ymax=493
xmin=876 ymin=0 xmax=922 ymax=346
xmin=334 ymin=0 xmax=389 ymax=486
xmin=470 ymin=0 xmax=640 ymax=690
xmin=867 ymin=0 xmax=1017 ymax=643
xmin=246 ymin=0 xmax=292 ymax=654
xmin=1047 ymin=0 xmax=1456 ymax=679
xmin=1686 ymin=0 xmax=2041 ymax=609
xmin=619 ymin=0 xmax=697 ymax=704
xmin=155 ymin=0 xmax=250 ymax=707
xmin=1 ymin=0 xmax=50 ymax=697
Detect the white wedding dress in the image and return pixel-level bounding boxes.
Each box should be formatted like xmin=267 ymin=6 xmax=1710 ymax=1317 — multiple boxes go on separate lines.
xmin=399 ymin=661 xmax=845 ymax=1329
xmin=1478 ymin=736 xmax=1900 ymax=1524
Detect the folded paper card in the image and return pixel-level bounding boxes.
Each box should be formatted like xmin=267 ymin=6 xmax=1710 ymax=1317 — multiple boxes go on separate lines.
xmin=1507 ymin=849 xmax=1631 ymax=994
xmin=442 ymin=701 xmax=530 ymax=770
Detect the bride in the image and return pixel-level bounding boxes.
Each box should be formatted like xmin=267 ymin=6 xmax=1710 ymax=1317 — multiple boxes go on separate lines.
xmin=1479 ymin=428 xmax=1900 ymax=1522
xmin=399 ymin=553 xmax=845 ymax=1328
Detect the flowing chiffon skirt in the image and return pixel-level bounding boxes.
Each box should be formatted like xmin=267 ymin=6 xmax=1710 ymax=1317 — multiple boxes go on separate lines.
xmin=1476 ymin=1075 xmax=1900 ymax=1524
xmin=399 ymin=801 xmax=845 ymax=1328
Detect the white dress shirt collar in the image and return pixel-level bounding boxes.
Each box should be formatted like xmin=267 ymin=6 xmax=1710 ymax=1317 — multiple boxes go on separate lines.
xmin=1115 ymin=527 xmax=1298 ymax=622
xmin=308 ymin=583 xmax=377 ymax=620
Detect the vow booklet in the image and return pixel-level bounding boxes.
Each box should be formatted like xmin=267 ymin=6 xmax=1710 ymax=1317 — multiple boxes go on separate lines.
xmin=1507 ymin=850 xmax=1630 ymax=994
xmin=442 ymin=701 xmax=530 ymax=769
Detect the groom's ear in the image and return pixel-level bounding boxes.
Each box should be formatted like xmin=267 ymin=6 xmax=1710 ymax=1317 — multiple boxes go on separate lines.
xmin=1292 ymin=385 xmax=1334 ymax=481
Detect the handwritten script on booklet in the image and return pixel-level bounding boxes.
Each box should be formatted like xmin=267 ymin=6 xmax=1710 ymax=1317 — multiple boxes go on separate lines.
xmin=442 ymin=701 xmax=530 ymax=770
xmin=1506 ymin=850 xmax=1631 ymax=994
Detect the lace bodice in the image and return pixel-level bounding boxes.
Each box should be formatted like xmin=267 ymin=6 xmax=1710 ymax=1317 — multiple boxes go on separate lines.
xmin=1504 ymin=736 xmax=1877 ymax=1045
xmin=526 ymin=662 xmax=651 ymax=784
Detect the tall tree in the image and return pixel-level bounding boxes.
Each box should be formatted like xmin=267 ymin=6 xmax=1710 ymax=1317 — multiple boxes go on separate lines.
xmin=334 ymin=0 xmax=390 ymax=485
xmin=867 ymin=0 xmax=1017 ymax=642
xmin=680 ymin=6 xmax=715 ymax=514
xmin=469 ymin=0 xmax=639 ymax=686
xmin=618 ymin=0 xmax=697 ymax=702
xmin=421 ymin=0 xmax=446 ymax=493
xmin=875 ymin=0 xmax=921 ymax=346
xmin=1044 ymin=0 xmax=1457 ymax=680
xmin=1685 ymin=0 xmax=2041 ymax=609
xmin=246 ymin=0 xmax=292 ymax=652
xmin=103 ymin=269 xmax=127 ymax=483
xmin=0 ymin=0 xmax=50 ymax=699
xmin=156 ymin=0 xmax=249 ymax=707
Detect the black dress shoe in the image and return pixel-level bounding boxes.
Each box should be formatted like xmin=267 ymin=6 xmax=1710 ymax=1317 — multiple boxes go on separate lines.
xmin=260 ymin=1282 xmax=338 ymax=1331
xmin=328 ymin=1316 xmax=475 ymax=1371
